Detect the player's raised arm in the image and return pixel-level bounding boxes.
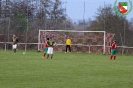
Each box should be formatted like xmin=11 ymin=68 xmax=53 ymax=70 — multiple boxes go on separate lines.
xmin=54 ymin=41 xmax=57 ymax=46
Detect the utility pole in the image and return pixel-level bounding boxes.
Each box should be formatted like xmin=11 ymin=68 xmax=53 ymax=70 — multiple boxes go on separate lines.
xmin=83 ymin=1 xmax=85 ymax=31
xmin=65 ymin=1 xmax=67 ymax=30
xmin=25 ymin=0 xmax=29 ymax=53
xmin=123 ymin=19 xmax=126 ymax=46
xmin=6 ymin=0 xmax=10 ymax=50
xmin=103 ymin=2 xmax=105 ymax=31
xmin=0 ymin=0 xmax=1 ymax=18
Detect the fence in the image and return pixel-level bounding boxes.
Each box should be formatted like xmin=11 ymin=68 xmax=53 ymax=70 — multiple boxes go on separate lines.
xmin=0 ymin=42 xmax=133 ymax=54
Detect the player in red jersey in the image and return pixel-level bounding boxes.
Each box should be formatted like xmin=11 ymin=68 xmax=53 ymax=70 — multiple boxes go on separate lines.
xmin=110 ymin=40 xmax=117 ymax=60
xmin=42 ymin=38 xmax=49 ymax=58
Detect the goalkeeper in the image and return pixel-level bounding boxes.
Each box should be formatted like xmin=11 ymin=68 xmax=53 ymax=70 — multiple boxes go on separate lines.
xmin=65 ymin=36 xmax=71 ymax=53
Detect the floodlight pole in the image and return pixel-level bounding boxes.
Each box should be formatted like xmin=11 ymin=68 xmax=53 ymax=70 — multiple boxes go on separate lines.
xmin=123 ymin=18 xmax=126 ymax=55
xmin=120 ymin=33 xmax=124 ymax=55
xmin=25 ymin=18 xmax=28 ymax=53
xmin=65 ymin=1 xmax=67 ymax=30
xmin=124 ymin=19 xmax=126 ymax=46
xmin=83 ymin=1 xmax=85 ymax=31
xmin=7 ymin=17 xmax=10 ymax=50
xmin=25 ymin=1 xmax=29 ymax=53
xmin=103 ymin=2 xmax=106 ymax=31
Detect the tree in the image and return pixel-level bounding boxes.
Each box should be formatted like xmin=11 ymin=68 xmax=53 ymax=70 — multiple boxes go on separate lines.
xmin=129 ymin=18 xmax=133 ymax=31
xmin=47 ymin=0 xmax=66 ymax=30
xmin=0 ymin=0 xmax=67 ymax=45
xmin=89 ymin=4 xmax=133 ymax=46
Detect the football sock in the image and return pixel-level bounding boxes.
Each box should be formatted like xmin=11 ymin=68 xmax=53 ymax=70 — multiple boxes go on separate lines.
xmin=114 ymin=56 xmax=116 ymax=60
xmin=43 ymin=53 xmax=46 ymax=57
xmin=69 ymin=47 xmax=71 ymax=52
xmin=51 ymin=54 xmax=53 ymax=59
xmin=110 ymin=55 xmax=113 ymax=60
xmin=47 ymin=54 xmax=49 ymax=59
xmin=14 ymin=49 xmax=16 ymax=53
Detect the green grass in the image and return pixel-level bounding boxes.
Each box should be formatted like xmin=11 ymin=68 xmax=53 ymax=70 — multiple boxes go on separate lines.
xmin=0 ymin=50 xmax=133 ymax=88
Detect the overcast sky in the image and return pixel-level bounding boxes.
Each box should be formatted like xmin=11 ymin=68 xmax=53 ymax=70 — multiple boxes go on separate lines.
xmin=61 ymin=0 xmax=133 ymax=21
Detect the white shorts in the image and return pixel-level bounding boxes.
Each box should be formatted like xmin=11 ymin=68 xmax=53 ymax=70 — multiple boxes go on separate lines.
xmin=47 ymin=47 xmax=53 ymax=54
xmin=13 ymin=44 xmax=17 ymax=49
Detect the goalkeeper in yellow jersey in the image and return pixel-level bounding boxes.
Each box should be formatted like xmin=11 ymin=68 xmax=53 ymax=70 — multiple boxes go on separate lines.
xmin=65 ymin=36 xmax=71 ymax=53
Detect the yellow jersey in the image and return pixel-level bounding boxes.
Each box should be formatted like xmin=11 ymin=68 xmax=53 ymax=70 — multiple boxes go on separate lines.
xmin=66 ymin=38 xmax=71 ymax=45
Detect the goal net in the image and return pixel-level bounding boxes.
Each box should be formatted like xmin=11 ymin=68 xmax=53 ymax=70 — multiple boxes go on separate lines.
xmin=38 ymin=30 xmax=114 ymax=54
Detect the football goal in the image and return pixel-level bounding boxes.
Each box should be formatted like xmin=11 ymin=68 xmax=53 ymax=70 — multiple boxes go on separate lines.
xmin=38 ymin=30 xmax=114 ymax=54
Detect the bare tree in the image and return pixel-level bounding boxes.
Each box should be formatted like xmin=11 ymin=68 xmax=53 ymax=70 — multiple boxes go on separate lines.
xmin=89 ymin=4 xmax=133 ymax=46
xmin=0 ymin=0 xmax=66 ymax=49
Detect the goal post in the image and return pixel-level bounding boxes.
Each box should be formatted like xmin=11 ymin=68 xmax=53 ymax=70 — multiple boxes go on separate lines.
xmin=38 ymin=30 xmax=114 ymax=54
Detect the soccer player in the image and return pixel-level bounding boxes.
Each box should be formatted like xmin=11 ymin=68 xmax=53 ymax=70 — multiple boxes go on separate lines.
xmin=47 ymin=38 xmax=56 ymax=59
xmin=110 ymin=40 xmax=117 ymax=60
xmin=65 ymin=36 xmax=71 ymax=53
xmin=42 ymin=38 xmax=49 ymax=58
xmin=12 ymin=34 xmax=18 ymax=54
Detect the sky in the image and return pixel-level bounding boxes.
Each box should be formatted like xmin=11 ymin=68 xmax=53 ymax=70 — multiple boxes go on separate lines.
xmin=61 ymin=0 xmax=133 ymax=22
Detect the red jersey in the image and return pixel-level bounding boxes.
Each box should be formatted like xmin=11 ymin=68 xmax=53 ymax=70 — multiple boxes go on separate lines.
xmin=111 ymin=42 xmax=117 ymax=49
xmin=45 ymin=43 xmax=48 ymax=47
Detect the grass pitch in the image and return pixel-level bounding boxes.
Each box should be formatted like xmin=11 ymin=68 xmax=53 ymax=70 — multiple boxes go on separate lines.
xmin=0 ymin=50 xmax=133 ymax=88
